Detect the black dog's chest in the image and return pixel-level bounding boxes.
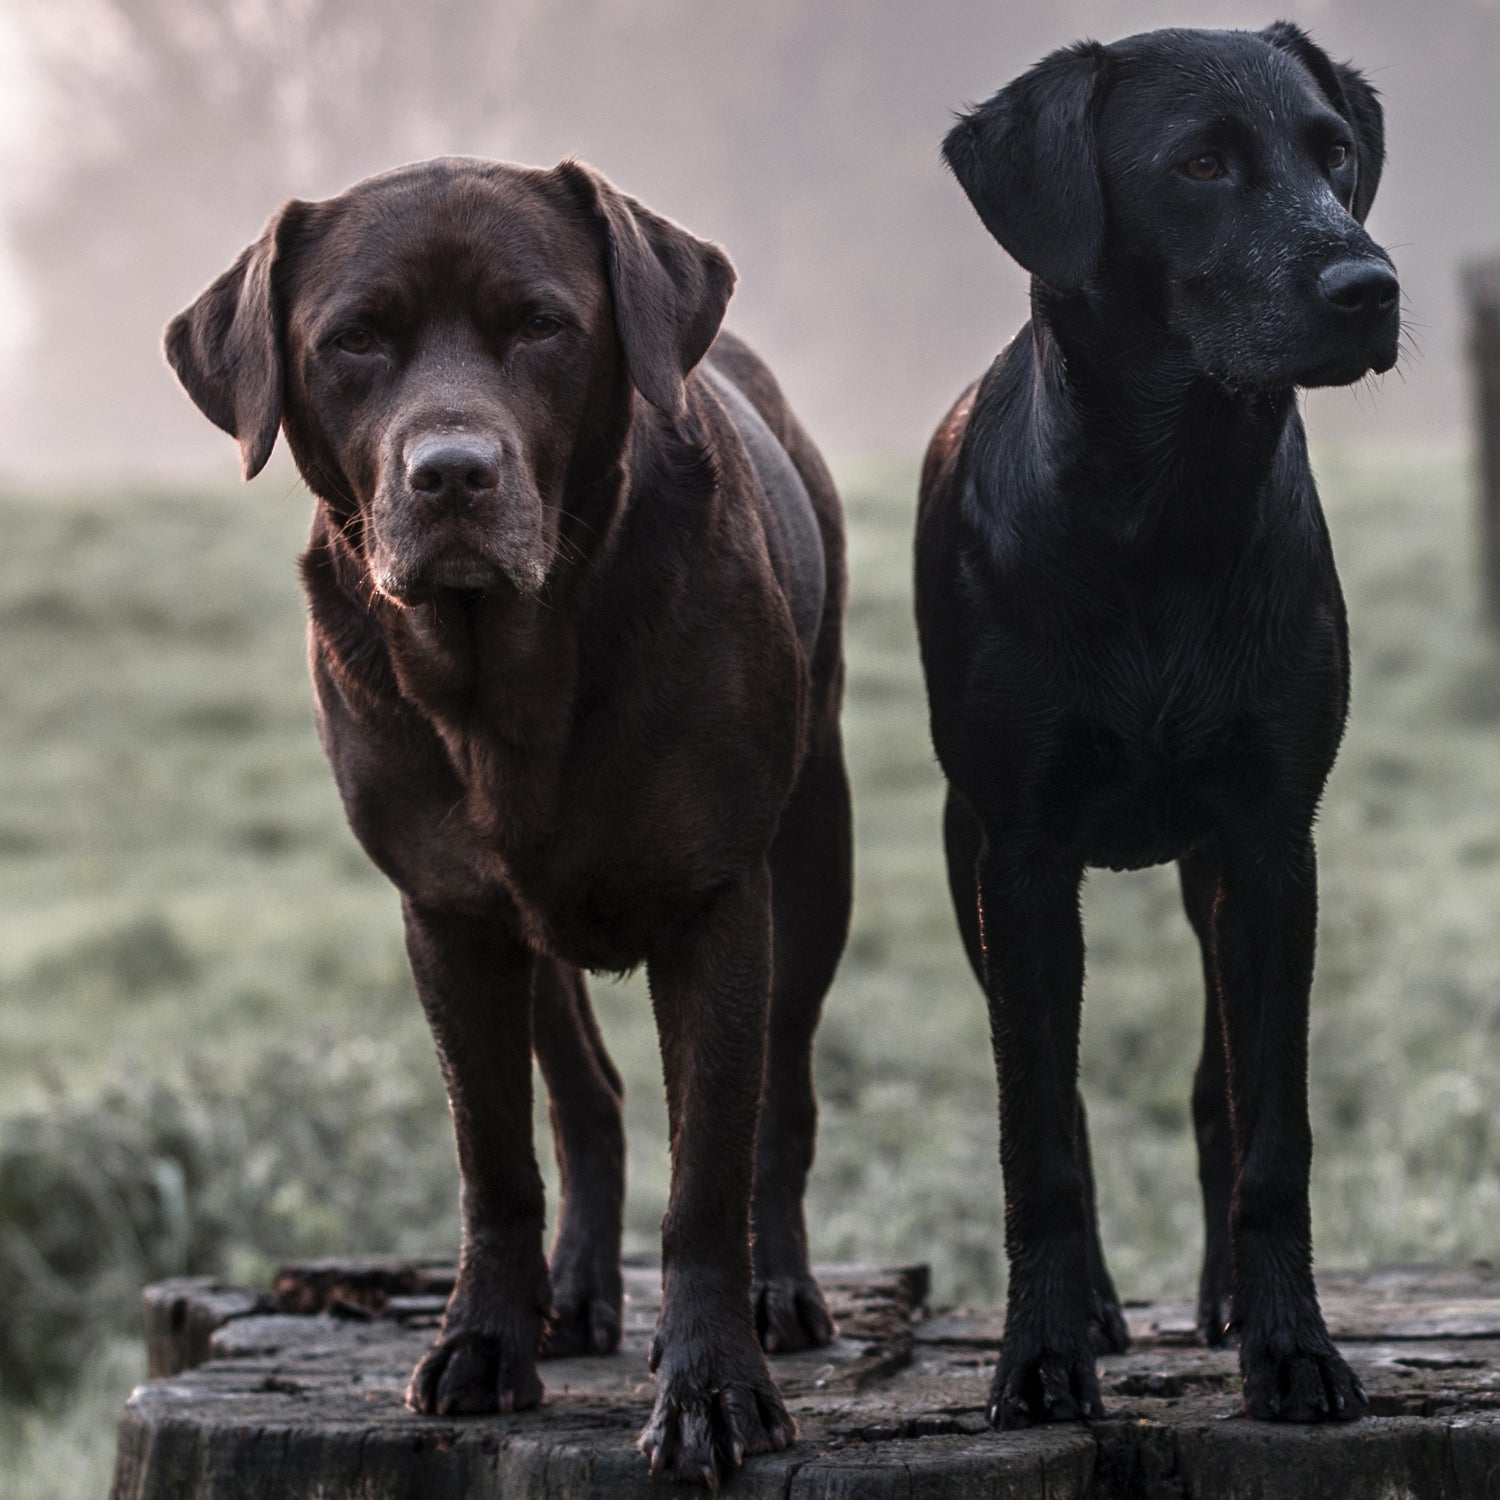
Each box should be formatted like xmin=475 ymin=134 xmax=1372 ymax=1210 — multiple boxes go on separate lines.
xmin=1041 ymin=617 xmax=1259 ymax=868
xmin=1064 ymin=729 xmax=1224 ymax=870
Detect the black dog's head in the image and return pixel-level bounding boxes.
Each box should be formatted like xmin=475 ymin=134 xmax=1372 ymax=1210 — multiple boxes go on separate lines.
xmin=165 ymin=158 xmax=735 ymax=604
xmin=944 ymin=23 xmax=1399 ymax=390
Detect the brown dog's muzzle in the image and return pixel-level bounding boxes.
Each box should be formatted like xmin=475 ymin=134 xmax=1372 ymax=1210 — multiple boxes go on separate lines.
xmin=371 ymin=427 xmax=555 ymax=604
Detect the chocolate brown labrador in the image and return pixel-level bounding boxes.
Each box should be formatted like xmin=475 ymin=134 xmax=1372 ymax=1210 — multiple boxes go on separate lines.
xmin=165 ymin=156 xmax=851 ymax=1488
xmin=917 ymin=24 xmax=1397 ymax=1429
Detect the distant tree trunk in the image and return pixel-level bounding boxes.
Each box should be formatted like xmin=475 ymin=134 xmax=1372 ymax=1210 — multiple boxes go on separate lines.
xmin=1469 ymin=258 xmax=1500 ymax=629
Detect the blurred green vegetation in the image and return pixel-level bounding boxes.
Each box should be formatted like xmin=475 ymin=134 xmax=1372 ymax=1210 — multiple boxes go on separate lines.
xmin=1 ymin=445 xmax=1499 ymax=1495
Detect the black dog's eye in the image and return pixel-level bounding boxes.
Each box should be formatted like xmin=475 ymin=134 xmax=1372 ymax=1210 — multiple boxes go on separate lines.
xmin=1184 ymin=154 xmax=1226 ymax=182
xmin=1327 ymin=143 xmax=1351 ymax=170
xmin=521 ymin=314 xmax=563 ymax=341
xmin=334 ymin=328 xmax=377 ymax=355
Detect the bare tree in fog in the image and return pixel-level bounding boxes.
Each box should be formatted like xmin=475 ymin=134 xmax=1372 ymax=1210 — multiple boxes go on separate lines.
xmin=3 ymin=0 xmax=1497 ymax=474
xmin=5 ymin=0 xmax=540 ymax=473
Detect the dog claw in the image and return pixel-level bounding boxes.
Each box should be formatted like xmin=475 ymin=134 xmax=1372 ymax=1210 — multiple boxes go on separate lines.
xmin=753 ymin=1270 xmax=837 ymax=1355
xmin=638 ymin=1365 xmax=793 ymax=1486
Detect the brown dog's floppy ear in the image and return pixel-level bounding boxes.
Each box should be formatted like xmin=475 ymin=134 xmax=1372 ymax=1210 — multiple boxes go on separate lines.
xmin=163 ymin=202 xmax=305 ymax=480
xmin=943 ymin=42 xmax=1110 ymax=293
xmin=555 ymin=160 xmax=736 ymax=418
xmin=1263 ymin=21 xmax=1385 ymax=223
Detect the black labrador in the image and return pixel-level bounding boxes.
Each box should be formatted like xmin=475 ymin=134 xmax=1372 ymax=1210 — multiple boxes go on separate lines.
xmin=164 ymin=157 xmax=851 ymax=1488
xmin=916 ymin=24 xmax=1398 ymax=1427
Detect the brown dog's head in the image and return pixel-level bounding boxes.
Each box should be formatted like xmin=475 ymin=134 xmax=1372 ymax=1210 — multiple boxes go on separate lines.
xmin=165 ymin=158 xmax=735 ymax=602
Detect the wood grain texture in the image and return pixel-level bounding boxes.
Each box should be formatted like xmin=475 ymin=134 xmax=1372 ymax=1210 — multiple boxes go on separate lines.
xmin=114 ymin=1260 xmax=1500 ymax=1498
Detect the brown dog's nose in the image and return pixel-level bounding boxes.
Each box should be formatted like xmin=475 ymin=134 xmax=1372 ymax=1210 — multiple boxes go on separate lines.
xmin=1317 ymin=259 xmax=1399 ymax=319
xmin=406 ymin=435 xmax=502 ymax=510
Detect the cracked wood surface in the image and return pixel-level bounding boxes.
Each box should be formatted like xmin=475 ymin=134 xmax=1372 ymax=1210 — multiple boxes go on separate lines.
xmin=112 ymin=1260 xmax=1500 ymax=1498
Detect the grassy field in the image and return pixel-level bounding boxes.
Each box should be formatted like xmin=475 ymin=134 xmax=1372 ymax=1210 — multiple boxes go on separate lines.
xmin=2 ymin=442 xmax=1499 ymax=1495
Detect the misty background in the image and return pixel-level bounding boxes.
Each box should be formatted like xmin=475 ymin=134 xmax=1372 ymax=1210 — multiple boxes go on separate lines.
xmin=1 ymin=0 xmax=1498 ymax=481
xmin=4 ymin=5 xmax=1500 ymax=1497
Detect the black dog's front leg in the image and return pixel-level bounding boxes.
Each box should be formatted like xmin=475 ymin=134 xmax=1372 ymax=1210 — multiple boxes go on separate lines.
xmin=977 ymin=842 xmax=1102 ymax=1428
xmin=402 ymin=899 xmax=551 ymax=1416
xmin=639 ymin=864 xmax=795 ymax=1486
xmin=1179 ymin=845 xmax=1235 ymax=1347
xmin=1214 ymin=835 xmax=1367 ymax=1422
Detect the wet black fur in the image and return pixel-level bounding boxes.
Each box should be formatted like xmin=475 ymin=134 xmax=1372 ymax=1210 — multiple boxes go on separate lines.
xmin=917 ymin=23 xmax=1399 ymax=1429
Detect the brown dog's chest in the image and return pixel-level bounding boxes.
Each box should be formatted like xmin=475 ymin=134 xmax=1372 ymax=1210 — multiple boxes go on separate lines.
xmin=316 ymin=600 xmax=794 ymax=973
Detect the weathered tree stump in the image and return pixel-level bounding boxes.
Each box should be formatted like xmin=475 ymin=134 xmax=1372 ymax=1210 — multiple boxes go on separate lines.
xmin=1468 ymin=257 xmax=1500 ymax=629
xmin=112 ymin=1258 xmax=1500 ymax=1498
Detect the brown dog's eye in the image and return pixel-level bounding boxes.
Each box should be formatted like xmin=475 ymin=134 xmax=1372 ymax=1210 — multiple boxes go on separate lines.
xmin=335 ymin=328 xmax=376 ymax=354
xmin=522 ymin=314 xmax=563 ymax=340
xmin=1327 ymin=143 xmax=1350 ymax=170
xmin=1184 ymin=154 xmax=1225 ymax=182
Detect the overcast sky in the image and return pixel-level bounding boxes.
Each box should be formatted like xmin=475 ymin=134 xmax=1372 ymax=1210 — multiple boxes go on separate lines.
xmin=1 ymin=0 xmax=1496 ymax=481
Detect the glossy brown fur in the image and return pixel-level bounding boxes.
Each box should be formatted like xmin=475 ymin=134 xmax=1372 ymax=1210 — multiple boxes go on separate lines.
xmin=165 ymin=157 xmax=850 ymax=1489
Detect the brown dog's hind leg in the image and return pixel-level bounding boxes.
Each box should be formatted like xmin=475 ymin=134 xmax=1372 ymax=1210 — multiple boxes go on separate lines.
xmin=401 ymin=899 xmax=550 ymax=1417
xmin=1179 ymin=845 xmax=1234 ymax=1348
xmin=639 ymin=864 xmax=795 ymax=1487
xmin=752 ymin=745 xmax=852 ymax=1354
xmin=534 ymin=960 xmax=626 ymax=1357
xmin=944 ymin=788 xmax=1127 ymax=1356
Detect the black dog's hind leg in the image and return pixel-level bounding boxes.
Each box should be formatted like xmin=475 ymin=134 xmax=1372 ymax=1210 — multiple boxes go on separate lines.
xmin=403 ymin=901 xmax=549 ymax=1416
xmin=1214 ymin=831 xmax=1367 ymax=1422
xmin=753 ymin=742 xmax=852 ymax=1353
xmin=1179 ymin=845 xmax=1234 ymax=1348
xmin=973 ymin=827 xmax=1102 ymax=1427
xmin=534 ymin=959 xmax=626 ymax=1357
xmin=943 ymin=788 xmax=1128 ymax=1357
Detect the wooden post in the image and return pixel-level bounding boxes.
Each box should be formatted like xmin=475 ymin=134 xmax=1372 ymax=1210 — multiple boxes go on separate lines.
xmin=1467 ymin=258 xmax=1500 ymax=629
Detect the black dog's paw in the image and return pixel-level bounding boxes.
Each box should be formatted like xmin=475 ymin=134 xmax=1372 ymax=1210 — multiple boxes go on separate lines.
xmin=638 ymin=1362 xmax=795 ymax=1489
xmin=1088 ymin=1292 xmax=1131 ymax=1355
xmin=988 ymin=1330 xmax=1103 ymax=1428
xmin=1196 ymin=1283 xmax=1233 ymax=1348
xmin=1196 ymin=1247 xmax=1233 ymax=1347
xmin=406 ymin=1327 xmax=544 ymax=1416
xmin=753 ymin=1269 xmax=837 ymax=1354
xmin=1241 ymin=1330 xmax=1368 ymax=1423
xmin=542 ymin=1243 xmax=622 ymax=1357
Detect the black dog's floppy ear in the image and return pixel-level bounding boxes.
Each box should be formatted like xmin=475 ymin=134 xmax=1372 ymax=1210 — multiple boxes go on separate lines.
xmin=1263 ymin=21 xmax=1385 ymax=222
xmin=556 ymin=159 xmax=736 ymax=418
xmin=163 ymin=202 xmax=305 ymax=480
xmin=943 ymin=41 xmax=1110 ymax=292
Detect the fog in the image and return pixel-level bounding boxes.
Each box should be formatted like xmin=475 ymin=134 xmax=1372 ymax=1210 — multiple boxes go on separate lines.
xmin=1 ymin=0 xmax=1497 ymax=480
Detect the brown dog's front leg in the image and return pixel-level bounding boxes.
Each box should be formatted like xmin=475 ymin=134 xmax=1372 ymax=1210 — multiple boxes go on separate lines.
xmin=639 ymin=864 xmax=795 ymax=1488
xmin=1213 ymin=834 xmax=1367 ymax=1423
xmin=401 ymin=898 xmax=550 ymax=1417
xmin=976 ymin=842 xmax=1102 ymax=1428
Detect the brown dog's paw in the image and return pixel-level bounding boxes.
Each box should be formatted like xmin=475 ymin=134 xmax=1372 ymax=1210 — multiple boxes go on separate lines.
xmin=406 ymin=1330 xmax=544 ymax=1416
xmin=1241 ymin=1332 xmax=1367 ymax=1423
xmin=753 ymin=1270 xmax=837 ymax=1354
xmin=638 ymin=1370 xmax=795 ymax=1489
xmin=542 ymin=1253 xmax=622 ymax=1357
xmin=988 ymin=1331 xmax=1103 ymax=1428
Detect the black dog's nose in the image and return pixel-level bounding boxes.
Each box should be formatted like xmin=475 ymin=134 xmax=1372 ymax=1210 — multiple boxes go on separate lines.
xmin=406 ymin=435 xmax=501 ymax=509
xmin=1318 ymin=260 xmax=1399 ymax=318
